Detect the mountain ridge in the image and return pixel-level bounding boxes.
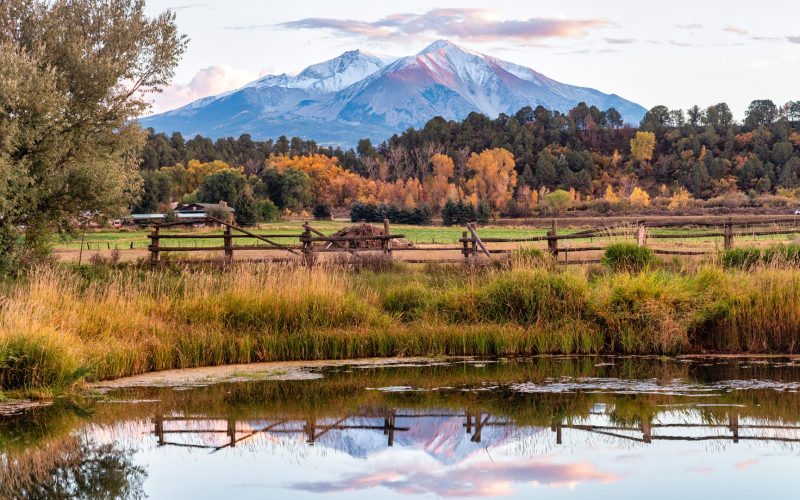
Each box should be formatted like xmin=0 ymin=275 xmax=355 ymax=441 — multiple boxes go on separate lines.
xmin=141 ymin=40 xmax=647 ymax=146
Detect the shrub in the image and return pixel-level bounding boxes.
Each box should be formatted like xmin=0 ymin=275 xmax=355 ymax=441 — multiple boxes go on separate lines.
xmin=721 ymin=247 xmax=763 ymax=269
xmin=350 ymin=202 xmax=431 ymax=225
xmin=509 ymin=247 xmax=553 ymax=269
xmin=257 ymin=200 xmax=280 ymax=222
xmin=601 ymin=243 xmax=655 ymax=272
xmin=312 ymin=203 xmax=331 ymax=220
xmin=442 ymin=200 xmax=477 ymax=226
xmin=722 ymin=245 xmax=800 ymax=269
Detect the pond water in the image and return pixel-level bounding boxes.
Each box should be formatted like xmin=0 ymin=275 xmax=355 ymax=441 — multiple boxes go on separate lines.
xmin=3 ymin=357 xmax=800 ymax=499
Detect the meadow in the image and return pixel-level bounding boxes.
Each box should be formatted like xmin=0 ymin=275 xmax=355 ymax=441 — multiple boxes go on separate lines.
xmin=3 ymin=246 xmax=800 ymax=394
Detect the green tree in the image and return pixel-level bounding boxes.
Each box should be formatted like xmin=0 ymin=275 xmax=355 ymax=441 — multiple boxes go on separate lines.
xmin=197 ymin=169 xmax=246 ymax=205
xmin=234 ymin=184 xmax=258 ymax=226
xmin=260 ymin=166 xmax=312 ymax=210
xmin=744 ymin=100 xmax=778 ymax=128
xmin=0 ymin=0 xmax=186 ymax=272
xmin=543 ymin=189 xmax=574 ymax=213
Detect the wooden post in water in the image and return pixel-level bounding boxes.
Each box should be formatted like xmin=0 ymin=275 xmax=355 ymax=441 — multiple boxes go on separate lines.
xmin=385 ymin=408 xmax=397 ymax=447
xmin=547 ymin=219 xmax=559 ymax=259
xmin=304 ymin=419 xmax=316 ymax=445
xmin=154 ymin=415 xmax=165 ymax=446
xmin=466 ymin=412 xmax=473 ymax=434
xmin=383 ymin=218 xmax=393 ymax=261
xmin=149 ymin=226 xmax=160 ymax=266
xmin=227 ymin=418 xmax=237 ymax=447
xmin=223 ymin=224 xmax=233 ymax=265
xmin=723 ymin=219 xmax=734 ymax=250
xmin=641 ymin=421 xmax=652 ymax=443
xmin=729 ymin=413 xmax=739 ymax=443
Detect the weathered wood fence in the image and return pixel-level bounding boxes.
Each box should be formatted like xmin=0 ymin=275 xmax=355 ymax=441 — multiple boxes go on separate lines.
xmin=148 ymin=216 xmax=406 ymax=266
xmin=459 ymin=217 xmax=800 ymax=264
xmin=147 ymin=216 xmax=800 ymax=266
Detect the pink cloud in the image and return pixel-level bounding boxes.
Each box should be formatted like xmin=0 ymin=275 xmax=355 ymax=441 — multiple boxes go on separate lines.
xmin=789 ymin=36 xmax=800 ymax=44
xmin=275 ymin=9 xmax=608 ymax=43
xmin=735 ymin=459 xmax=758 ymax=470
xmin=293 ymin=459 xmax=619 ymax=497
xmin=148 ymin=66 xmax=258 ymax=113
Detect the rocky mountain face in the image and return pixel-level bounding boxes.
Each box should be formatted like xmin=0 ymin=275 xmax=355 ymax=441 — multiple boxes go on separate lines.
xmin=141 ymin=40 xmax=646 ymax=146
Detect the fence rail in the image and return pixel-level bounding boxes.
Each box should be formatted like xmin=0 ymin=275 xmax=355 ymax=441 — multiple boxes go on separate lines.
xmin=146 ymin=216 xmax=800 ymax=266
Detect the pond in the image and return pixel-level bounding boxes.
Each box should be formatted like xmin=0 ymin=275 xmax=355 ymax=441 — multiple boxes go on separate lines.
xmin=3 ymin=357 xmax=800 ymax=498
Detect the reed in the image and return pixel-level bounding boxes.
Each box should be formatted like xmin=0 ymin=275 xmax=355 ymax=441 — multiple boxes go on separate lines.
xmin=3 ymin=261 xmax=800 ymax=391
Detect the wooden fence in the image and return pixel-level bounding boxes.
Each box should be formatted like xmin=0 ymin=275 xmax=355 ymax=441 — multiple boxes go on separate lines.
xmin=147 ymin=216 xmax=800 ymax=266
xmin=459 ymin=217 xmax=800 ymax=264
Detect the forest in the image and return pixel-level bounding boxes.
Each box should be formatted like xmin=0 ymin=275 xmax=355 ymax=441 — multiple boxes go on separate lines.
xmin=136 ymin=99 xmax=800 ymax=223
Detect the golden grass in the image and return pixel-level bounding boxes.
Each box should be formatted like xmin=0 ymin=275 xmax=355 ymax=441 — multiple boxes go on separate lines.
xmin=3 ymin=259 xmax=800 ymax=390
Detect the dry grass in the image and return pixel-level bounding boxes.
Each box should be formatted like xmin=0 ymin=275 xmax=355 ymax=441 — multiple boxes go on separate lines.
xmin=3 ymin=258 xmax=800 ymax=391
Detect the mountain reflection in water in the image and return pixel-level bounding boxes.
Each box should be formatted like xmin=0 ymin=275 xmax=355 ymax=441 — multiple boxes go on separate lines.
xmin=3 ymin=357 xmax=800 ymax=499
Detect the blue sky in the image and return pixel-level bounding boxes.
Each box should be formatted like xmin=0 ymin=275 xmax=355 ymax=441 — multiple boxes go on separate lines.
xmin=145 ymin=0 xmax=800 ymax=118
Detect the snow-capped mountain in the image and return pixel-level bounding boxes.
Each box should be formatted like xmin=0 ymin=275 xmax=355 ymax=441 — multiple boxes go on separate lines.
xmin=141 ymin=40 xmax=647 ymax=145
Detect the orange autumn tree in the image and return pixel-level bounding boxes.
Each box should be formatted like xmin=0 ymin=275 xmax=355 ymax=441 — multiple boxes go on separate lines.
xmin=269 ymin=154 xmax=368 ymax=208
xmin=424 ymin=153 xmax=458 ymax=211
xmin=465 ymin=148 xmax=518 ymax=215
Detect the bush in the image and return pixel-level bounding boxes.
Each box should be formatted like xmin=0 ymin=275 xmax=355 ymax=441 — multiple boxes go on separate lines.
xmin=724 ymin=244 xmax=800 ymax=269
xmin=442 ymin=200 xmax=477 ymax=226
xmin=312 ymin=203 xmax=331 ymax=220
xmin=721 ymin=247 xmax=763 ymax=269
xmin=601 ymin=243 xmax=655 ymax=272
xmin=257 ymin=200 xmax=280 ymax=222
xmin=350 ymin=202 xmax=431 ymax=225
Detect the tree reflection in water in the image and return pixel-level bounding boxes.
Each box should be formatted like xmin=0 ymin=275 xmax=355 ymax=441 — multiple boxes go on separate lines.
xmin=1 ymin=436 xmax=146 ymax=500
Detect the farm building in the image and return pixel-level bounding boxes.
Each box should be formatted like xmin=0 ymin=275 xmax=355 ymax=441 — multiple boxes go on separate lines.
xmin=175 ymin=202 xmax=235 ymax=223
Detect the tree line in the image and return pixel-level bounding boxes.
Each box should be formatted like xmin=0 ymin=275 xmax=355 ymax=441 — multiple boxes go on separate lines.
xmin=138 ymin=97 xmax=800 ymax=222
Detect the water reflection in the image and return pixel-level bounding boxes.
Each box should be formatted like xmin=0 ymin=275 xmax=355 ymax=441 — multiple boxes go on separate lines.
xmin=4 ymin=357 xmax=800 ymax=498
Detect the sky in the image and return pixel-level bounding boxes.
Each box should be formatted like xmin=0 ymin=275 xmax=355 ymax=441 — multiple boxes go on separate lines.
xmin=144 ymin=0 xmax=800 ymax=119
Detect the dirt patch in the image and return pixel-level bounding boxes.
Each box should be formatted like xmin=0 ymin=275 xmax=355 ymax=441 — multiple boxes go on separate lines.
xmin=90 ymin=357 xmax=464 ymax=391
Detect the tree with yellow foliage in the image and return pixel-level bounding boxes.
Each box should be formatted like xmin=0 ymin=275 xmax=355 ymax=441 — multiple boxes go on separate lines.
xmin=629 ymin=186 xmax=651 ymax=207
xmin=667 ymin=187 xmax=695 ymax=211
xmin=630 ymin=131 xmax=656 ymax=163
xmin=161 ymin=160 xmax=239 ymax=200
xmin=603 ymin=185 xmax=620 ymax=203
xmin=425 ymin=153 xmax=456 ymax=211
xmin=516 ymin=185 xmax=538 ymax=218
xmin=465 ymin=148 xmax=518 ymax=215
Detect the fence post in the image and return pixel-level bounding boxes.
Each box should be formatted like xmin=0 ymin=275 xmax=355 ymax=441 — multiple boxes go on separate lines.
xmin=223 ymin=224 xmax=234 ymax=265
xmin=547 ymin=219 xmax=559 ymax=258
xmin=461 ymin=230 xmax=476 ymax=264
xmin=301 ymin=223 xmax=316 ymax=266
xmin=383 ymin=218 xmax=393 ymax=261
xmin=636 ymin=225 xmax=648 ymax=247
xmin=149 ymin=226 xmax=160 ymax=266
xmin=723 ymin=219 xmax=734 ymax=250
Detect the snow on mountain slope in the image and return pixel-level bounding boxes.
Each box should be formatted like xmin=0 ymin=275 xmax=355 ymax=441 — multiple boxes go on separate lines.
xmin=141 ymin=40 xmax=647 ymax=145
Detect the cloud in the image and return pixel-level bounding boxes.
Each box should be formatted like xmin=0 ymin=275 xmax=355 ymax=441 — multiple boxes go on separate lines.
xmin=270 ymin=8 xmax=608 ymax=42
xmin=292 ymin=458 xmax=619 ymax=497
xmin=605 ymin=38 xmax=635 ymax=44
xmin=724 ymin=25 xmax=750 ymax=36
xmin=168 ymin=2 xmax=212 ymax=10
xmin=790 ymin=36 xmax=800 ymax=44
xmin=149 ymin=66 xmax=259 ymax=113
xmin=674 ymin=23 xmax=702 ymax=29
xmin=735 ymin=459 xmax=758 ymax=470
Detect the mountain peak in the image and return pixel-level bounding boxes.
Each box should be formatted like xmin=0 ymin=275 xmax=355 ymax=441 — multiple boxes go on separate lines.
xmin=141 ymin=40 xmax=646 ymax=146
xmin=418 ymin=39 xmax=465 ymax=55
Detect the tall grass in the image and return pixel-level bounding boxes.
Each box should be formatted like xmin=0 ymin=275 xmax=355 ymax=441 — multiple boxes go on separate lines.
xmin=4 ymin=260 xmax=800 ymax=391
